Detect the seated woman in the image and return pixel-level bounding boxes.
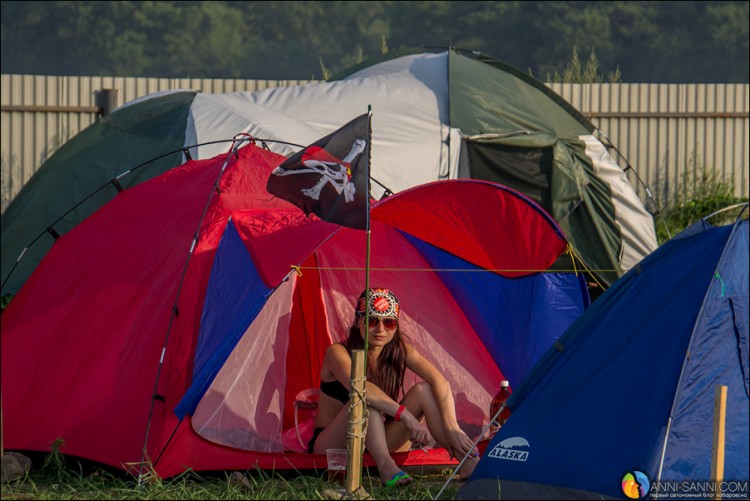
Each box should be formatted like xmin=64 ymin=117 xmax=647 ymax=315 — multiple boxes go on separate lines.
xmin=309 ymin=288 xmax=480 ymax=487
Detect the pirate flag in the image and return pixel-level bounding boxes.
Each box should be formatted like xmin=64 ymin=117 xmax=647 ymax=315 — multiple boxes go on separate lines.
xmin=267 ymin=114 xmax=370 ymax=230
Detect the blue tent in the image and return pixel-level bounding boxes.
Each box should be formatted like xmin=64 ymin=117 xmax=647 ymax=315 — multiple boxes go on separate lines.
xmin=459 ymin=208 xmax=749 ymax=500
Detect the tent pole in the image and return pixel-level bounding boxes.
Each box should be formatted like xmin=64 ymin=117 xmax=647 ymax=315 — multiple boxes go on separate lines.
xmin=137 ymin=136 xmax=250 ymax=485
xmin=655 ymin=416 xmax=673 ymax=486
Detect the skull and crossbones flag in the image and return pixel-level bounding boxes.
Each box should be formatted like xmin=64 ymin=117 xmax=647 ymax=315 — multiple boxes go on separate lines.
xmin=267 ymin=114 xmax=370 ymax=230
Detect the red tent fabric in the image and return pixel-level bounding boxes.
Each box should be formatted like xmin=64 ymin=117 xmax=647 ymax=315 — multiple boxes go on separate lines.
xmin=1 ymin=142 xmax=586 ymax=476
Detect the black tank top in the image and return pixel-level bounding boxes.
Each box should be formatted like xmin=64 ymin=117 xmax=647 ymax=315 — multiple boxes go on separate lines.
xmin=319 ymin=379 xmax=349 ymax=404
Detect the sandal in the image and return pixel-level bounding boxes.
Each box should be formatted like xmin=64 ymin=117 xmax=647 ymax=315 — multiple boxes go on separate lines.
xmin=383 ymin=470 xmax=412 ymax=488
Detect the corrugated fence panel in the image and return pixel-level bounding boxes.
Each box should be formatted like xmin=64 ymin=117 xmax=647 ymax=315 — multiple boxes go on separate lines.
xmin=2 ymin=76 xmax=748 ymax=213
xmin=549 ymin=82 xmax=749 ymax=208
xmin=0 ymin=74 xmax=314 ymax=212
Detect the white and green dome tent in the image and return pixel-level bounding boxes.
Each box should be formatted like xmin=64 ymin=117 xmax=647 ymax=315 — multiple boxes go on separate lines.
xmin=1 ymin=48 xmax=656 ymax=295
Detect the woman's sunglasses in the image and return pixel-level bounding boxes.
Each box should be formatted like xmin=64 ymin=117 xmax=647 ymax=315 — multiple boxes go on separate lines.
xmin=367 ymin=317 xmax=398 ymax=329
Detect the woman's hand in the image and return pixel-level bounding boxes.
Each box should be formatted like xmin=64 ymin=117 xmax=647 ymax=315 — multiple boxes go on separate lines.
xmin=401 ymin=411 xmax=433 ymax=448
xmin=445 ymin=427 xmax=479 ymax=462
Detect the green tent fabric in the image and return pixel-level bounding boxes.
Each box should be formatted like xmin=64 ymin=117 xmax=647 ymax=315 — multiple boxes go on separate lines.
xmin=1 ymin=48 xmax=657 ymax=295
xmin=1 ymin=92 xmax=195 ymax=294
xmin=444 ymin=50 xmax=655 ymax=285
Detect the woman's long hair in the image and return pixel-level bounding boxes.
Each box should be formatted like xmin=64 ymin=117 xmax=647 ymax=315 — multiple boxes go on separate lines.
xmin=345 ymin=323 xmax=408 ymax=401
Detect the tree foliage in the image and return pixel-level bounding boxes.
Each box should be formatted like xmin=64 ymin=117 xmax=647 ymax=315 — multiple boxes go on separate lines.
xmin=545 ymin=46 xmax=622 ymax=83
xmin=1 ymin=1 xmax=748 ymax=82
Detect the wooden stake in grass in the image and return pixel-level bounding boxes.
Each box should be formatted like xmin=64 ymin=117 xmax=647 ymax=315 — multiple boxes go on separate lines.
xmin=346 ymin=349 xmax=368 ymax=496
xmin=711 ymin=384 xmax=727 ymax=500
xmin=323 ymin=350 xmax=369 ymax=501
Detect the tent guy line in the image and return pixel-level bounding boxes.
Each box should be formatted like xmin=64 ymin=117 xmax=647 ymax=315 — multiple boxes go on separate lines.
xmin=291 ymin=266 xmax=620 ymax=274
xmin=290 ymin=243 xmax=609 ymax=290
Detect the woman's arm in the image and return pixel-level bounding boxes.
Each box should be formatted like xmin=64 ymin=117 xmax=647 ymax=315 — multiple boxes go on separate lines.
xmin=323 ymin=343 xmax=432 ymax=447
xmin=325 ymin=344 xmax=403 ymax=418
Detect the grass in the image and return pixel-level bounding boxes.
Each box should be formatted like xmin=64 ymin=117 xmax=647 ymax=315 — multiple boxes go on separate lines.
xmin=654 ymin=155 xmax=748 ymax=244
xmin=1 ymin=450 xmax=462 ymax=500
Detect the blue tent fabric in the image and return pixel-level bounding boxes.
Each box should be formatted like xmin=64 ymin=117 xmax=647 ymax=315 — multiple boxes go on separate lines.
xmin=175 ymin=220 xmax=271 ymax=418
xmin=661 ymin=217 xmax=749 ymax=482
xmin=404 ymin=231 xmax=588 ymax=387
xmin=732 ymin=298 xmax=750 ymax=397
xmin=458 ymin=216 xmax=749 ymax=500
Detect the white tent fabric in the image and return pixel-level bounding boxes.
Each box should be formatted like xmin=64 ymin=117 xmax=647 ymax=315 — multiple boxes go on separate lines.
xmin=580 ymin=135 xmax=658 ymax=271
xmin=185 ymin=52 xmax=455 ymax=199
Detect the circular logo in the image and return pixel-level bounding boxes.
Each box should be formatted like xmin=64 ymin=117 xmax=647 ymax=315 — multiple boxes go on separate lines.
xmin=369 ymin=289 xmax=399 ymax=318
xmin=372 ymin=296 xmax=390 ymax=313
xmin=622 ymin=470 xmax=650 ymax=499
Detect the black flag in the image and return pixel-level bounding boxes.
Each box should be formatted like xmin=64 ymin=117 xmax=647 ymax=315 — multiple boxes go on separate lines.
xmin=267 ymin=114 xmax=370 ymax=230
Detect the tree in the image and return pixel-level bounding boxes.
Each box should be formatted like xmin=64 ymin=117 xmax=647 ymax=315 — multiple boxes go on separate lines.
xmin=1 ymin=1 xmax=747 ymax=82
xmin=545 ymin=46 xmax=622 ymax=83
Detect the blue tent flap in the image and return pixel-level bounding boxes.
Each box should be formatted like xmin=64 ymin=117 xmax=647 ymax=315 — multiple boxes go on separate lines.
xmin=175 ymin=220 xmax=272 ymax=419
xmin=403 ymin=232 xmax=588 ymax=386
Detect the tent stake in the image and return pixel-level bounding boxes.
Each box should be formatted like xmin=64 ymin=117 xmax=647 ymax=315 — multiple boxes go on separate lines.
xmin=711 ymin=384 xmax=727 ymax=500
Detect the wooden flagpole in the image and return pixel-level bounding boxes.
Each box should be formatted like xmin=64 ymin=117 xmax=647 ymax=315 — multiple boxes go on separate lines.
xmin=342 ymin=108 xmax=373 ymax=498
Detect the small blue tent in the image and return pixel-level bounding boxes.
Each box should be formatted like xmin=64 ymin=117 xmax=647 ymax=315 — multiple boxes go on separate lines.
xmin=459 ymin=207 xmax=749 ymax=500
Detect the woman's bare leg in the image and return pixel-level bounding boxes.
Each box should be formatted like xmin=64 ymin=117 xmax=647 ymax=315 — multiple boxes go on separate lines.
xmin=383 ymin=382 xmax=443 ymax=447
xmin=313 ymin=404 xmax=411 ymax=486
xmin=311 ymin=404 xmax=349 ymax=454
xmin=365 ymin=408 xmax=412 ymax=485
xmin=385 ymin=381 xmax=479 ymax=479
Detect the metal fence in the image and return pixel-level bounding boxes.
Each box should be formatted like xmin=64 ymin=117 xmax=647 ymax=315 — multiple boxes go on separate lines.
xmin=549 ymin=82 xmax=749 ymax=207
xmin=2 ymin=74 xmax=748 ymax=213
xmin=0 ymin=74 xmax=314 ymax=212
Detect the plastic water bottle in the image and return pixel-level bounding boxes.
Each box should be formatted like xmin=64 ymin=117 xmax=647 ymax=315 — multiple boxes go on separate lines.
xmin=489 ymin=380 xmax=512 ymax=438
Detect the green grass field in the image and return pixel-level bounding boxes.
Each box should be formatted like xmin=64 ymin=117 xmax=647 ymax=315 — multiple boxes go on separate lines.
xmin=1 ymin=451 xmax=462 ymax=500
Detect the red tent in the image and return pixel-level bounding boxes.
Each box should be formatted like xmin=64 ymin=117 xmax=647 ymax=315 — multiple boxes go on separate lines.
xmin=1 ymin=142 xmax=588 ymax=476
